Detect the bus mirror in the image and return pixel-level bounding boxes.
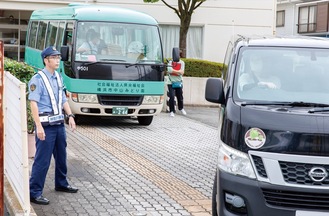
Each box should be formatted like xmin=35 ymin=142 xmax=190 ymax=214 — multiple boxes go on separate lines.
xmin=60 ymin=46 xmax=69 ymax=61
xmin=172 ymin=47 xmax=180 ymax=62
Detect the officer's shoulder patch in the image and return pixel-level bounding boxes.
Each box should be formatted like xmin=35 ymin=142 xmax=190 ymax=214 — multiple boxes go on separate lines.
xmin=30 ymin=84 xmax=36 ymax=91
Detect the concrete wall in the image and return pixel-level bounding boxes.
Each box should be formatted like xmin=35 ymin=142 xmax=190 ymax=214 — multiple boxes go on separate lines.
xmin=163 ymin=76 xmax=217 ymax=112
xmin=276 ymin=1 xmax=299 ymax=36
xmin=182 ymin=77 xmax=214 ymax=106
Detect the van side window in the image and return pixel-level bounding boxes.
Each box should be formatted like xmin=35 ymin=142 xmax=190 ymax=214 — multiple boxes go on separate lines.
xmin=222 ymin=41 xmax=233 ymax=89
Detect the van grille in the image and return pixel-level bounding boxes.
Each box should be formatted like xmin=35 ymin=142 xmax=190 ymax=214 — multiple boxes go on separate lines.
xmin=279 ymin=161 xmax=329 ymax=186
xmin=262 ymin=188 xmax=329 ymax=211
xmin=99 ymin=95 xmax=143 ymax=106
xmin=252 ymin=155 xmax=268 ymax=178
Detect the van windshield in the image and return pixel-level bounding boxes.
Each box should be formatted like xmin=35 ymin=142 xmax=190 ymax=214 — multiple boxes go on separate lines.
xmin=234 ymin=47 xmax=329 ymax=105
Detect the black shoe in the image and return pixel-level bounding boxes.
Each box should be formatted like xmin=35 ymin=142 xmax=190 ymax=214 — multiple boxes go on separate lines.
xmin=30 ymin=196 xmax=50 ymax=205
xmin=55 ymin=185 xmax=78 ymax=193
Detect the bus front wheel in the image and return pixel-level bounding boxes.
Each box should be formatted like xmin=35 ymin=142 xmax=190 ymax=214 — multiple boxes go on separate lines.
xmin=137 ymin=116 xmax=153 ymax=126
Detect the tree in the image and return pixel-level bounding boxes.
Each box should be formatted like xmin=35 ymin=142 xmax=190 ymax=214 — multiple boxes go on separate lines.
xmin=144 ymin=0 xmax=206 ymax=58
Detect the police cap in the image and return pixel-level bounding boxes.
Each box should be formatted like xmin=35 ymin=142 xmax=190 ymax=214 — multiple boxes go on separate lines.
xmin=41 ymin=46 xmax=61 ymax=59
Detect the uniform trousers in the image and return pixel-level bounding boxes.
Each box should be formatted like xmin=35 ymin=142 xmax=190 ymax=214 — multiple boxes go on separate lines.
xmin=168 ymin=84 xmax=184 ymax=113
xmin=30 ymin=124 xmax=69 ymax=198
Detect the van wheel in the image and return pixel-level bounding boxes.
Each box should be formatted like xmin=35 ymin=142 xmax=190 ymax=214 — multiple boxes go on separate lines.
xmin=212 ymin=172 xmax=218 ymax=216
xmin=137 ymin=116 xmax=153 ymax=126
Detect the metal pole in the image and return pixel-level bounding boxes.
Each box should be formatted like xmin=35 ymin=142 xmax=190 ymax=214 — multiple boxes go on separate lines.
xmin=0 ymin=40 xmax=4 ymax=215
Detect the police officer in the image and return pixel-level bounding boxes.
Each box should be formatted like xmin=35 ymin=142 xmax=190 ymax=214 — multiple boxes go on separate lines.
xmin=28 ymin=46 xmax=78 ymax=205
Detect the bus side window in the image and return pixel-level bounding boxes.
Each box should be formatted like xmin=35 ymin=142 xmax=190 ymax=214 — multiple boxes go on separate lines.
xmin=28 ymin=21 xmax=38 ymax=48
xmin=62 ymin=22 xmax=74 ymax=61
xmin=55 ymin=22 xmax=65 ymax=51
xmin=36 ymin=21 xmax=47 ymax=50
xmin=45 ymin=21 xmax=59 ymax=47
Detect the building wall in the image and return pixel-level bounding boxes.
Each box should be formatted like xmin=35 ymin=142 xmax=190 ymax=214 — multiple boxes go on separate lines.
xmin=277 ymin=3 xmax=298 ymax=36
xmin=1 ymin=0 xmax=275 ymax=63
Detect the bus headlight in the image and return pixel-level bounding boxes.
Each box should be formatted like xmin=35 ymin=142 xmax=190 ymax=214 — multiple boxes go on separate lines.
xmin=218 ymin=141 xmax=256 ymax=179
xmin=77 ymin=94 xmax=98 ymax=103
xmin=142 ymin=96 xmax=161 ymax=104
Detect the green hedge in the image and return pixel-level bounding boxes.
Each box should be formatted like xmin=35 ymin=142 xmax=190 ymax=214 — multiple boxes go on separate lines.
xmin=4 ymin=58 xmax=35 ymax=83
xmin=167 ymin=58 xmax=223 ymax=78
xmin=4 ymin=58 xmax=35 ymax=133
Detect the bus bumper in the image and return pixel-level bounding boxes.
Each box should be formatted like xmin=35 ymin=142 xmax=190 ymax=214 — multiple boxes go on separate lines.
xmin=68 ymin=100 xmax=163 ymax=117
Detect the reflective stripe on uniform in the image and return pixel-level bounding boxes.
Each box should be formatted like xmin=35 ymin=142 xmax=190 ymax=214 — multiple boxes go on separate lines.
xmin=39 ymin=116 xmax=49 ymax=122
xmin=38 ymin=70 xmax=63 ymax=115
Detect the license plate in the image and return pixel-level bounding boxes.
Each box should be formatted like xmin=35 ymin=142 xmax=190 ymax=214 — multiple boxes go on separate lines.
xmin=296 ymin=211 xmax=328 ymax=216
xmin=112 ymin=107 xmax=128 ymax=115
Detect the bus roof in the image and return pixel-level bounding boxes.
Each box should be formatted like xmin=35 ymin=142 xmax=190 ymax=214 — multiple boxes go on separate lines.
xmin=30 ymin=4 xmax=159 ymax=25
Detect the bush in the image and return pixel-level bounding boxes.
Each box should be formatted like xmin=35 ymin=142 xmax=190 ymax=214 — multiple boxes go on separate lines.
xmin=4 ymin=58 xmax=35 ymax=133
xmin=183 ymin=58 xmax=223 ymax=77
xmin=166 ymin=58 xmax=223 ymax=78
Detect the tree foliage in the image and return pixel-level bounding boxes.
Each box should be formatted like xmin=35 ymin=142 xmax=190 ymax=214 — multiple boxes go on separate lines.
xmin=144 ymin=0 xmax=206 ymax=58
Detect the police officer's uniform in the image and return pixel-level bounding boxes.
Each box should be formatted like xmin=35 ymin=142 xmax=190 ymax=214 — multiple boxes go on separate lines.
xmin=28 ymin=46 xmax=76 ymax=202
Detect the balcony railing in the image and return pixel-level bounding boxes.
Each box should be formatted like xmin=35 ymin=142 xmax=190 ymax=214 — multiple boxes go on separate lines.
xmin=297 ymin=23 xmax=316 ymax=33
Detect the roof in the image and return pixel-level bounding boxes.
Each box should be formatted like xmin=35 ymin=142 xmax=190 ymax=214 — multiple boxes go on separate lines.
xmin=30 ymin=3 xmax=158 ymax=25
xmin=236 ymin=35 xmax=329 ymax=49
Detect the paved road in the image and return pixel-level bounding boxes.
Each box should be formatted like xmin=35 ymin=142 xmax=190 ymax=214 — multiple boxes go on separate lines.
xmin=30 ymin=106 xmax=220 ymax=216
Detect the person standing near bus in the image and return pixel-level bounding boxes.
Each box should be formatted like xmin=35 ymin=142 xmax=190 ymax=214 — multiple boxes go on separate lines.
xmin=28 ymin=46 xmax=78 ymax=205
xmin=167 ymin=49 xmax=187 ymax=117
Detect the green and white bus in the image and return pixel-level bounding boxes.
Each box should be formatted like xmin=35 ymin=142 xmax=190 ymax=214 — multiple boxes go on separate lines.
xmin=25 ymin=3 xmax=176 ymax=125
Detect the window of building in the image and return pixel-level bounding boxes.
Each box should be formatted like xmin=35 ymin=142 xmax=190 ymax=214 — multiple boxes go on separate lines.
xmin=0 ymin=10 xmax=30 ymax=61
xmin=298 ymin=5 xmax=317 ymax=33
xmin=159 ymin=25 xmax=202 ymax=59
xmin=276 ymin=10 xmax=285 ymax=27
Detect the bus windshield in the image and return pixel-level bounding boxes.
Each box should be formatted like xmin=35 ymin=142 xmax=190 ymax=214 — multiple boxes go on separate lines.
xmin=75 ymin=21 xmax=162 ymax=64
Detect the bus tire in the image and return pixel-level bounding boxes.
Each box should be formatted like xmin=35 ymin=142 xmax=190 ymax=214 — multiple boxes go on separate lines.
xmin=212 ymin=172 xmax=218 ymax=216
xmin=137 ymin=116 xmax=153 ymax=126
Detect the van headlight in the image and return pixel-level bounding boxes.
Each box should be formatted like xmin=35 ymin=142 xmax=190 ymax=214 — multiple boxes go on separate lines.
xmin=142 ymin=96 xmax=161 ymax=104
xmin=77 ymin=94 xmax=98 ymax=103
xmin=218 ymin=141 xmax=256 ymax=179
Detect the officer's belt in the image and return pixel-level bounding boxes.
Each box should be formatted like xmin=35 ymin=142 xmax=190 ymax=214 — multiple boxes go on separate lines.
xmin=39 ymin=116 xmax=49 ymax=123
xmin=39 ymin=113 xmax=64 ymax=126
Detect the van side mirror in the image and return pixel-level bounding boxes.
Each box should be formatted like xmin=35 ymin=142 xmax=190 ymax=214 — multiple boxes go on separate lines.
xmin=60 ymin=46 xmax=69 ymax=61
xmin=205 ymin=78 xmax=225 ymax=104
xmin=172 ymin=47 xmax=180 ymax=62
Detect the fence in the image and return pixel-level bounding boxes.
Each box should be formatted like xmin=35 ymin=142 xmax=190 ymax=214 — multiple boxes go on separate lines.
xmin=4 ymin=72 xmax=31 ymax=215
